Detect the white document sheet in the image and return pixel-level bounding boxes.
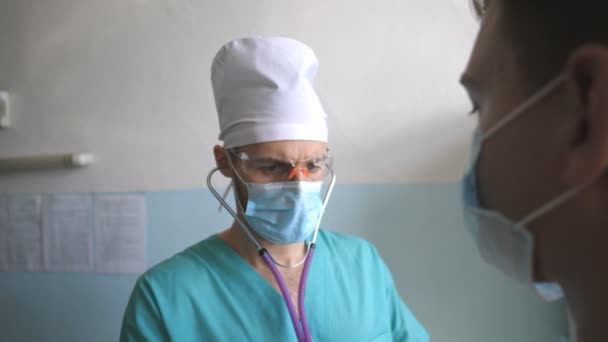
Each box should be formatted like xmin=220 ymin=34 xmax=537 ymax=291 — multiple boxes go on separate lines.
xmin=4 ymin=195 xmax=43 ymax=271
xmin=43 ymin=194 xmax=94 ymax=272
xmin=94 ymin=194 xmax=146 ymax=274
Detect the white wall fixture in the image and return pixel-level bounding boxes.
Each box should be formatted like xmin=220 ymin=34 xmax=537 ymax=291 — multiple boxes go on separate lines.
xmin=0 ymin=152 xmax=95 ymax=173
xmin=0 ymin=91 xmax=10 ymax=129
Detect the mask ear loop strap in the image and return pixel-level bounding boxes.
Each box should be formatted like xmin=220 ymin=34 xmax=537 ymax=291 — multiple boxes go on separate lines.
xmin=311 ymin=166 xmax=336 ymax=243
xmin=518 ymin=178 xmax=594 ymax=229
xmin=482 ymin=73 xmax=567 ymax=140
xmin=474 ymin=72 xmax=591 ymax=230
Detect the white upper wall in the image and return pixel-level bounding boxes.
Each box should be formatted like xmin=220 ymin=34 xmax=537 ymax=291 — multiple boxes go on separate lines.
xmin=0 ymin=0 xmax=478 ymax=192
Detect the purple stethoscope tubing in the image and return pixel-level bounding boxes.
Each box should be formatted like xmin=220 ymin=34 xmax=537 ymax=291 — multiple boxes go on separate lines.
xmin=260 ymin=244 xmax=315 ymax=342
xmin=297 ymin=245 xmax=314 ymax=341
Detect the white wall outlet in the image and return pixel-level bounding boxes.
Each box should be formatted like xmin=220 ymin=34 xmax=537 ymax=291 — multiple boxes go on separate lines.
xmin=0 ymin=91 xmax=10 ymax=129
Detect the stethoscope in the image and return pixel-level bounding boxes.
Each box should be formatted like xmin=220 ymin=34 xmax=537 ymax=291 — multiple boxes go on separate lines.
xmin=207 ymin=166 xmax=336 ymax=342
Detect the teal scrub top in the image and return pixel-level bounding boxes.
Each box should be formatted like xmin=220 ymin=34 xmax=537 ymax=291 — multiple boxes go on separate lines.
xmin=120 ymin=230 xmax=429 ymax=341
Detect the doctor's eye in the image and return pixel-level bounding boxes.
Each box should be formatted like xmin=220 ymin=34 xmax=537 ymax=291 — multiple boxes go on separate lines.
xmin=259 ymin=162 xmax=292 ymax=175
xmin=306 ymin=162 xmax=323 ymax=173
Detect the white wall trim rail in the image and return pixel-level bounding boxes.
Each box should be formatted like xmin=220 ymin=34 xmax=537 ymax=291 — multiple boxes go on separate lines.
xmin=0 ymin=153 xmax=95 ymax=173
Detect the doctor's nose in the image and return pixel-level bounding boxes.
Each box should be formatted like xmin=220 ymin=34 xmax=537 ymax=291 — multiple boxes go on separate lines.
xmin=288 ymin=167 xmax=310 ymax=181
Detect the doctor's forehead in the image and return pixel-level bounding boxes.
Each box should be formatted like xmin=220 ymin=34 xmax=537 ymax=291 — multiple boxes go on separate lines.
xmin=233 ymin=140 xmax=328 ymax=158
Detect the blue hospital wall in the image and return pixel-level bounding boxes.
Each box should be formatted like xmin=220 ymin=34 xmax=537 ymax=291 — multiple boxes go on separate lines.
xmin=0 ymin=1 xmax=569 ymax=342
xmin=2 ymin=187 xmax=568 ymax=342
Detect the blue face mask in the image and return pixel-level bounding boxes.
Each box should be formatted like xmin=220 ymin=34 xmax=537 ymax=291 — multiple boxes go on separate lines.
xmin=243 ymin=181 xmax=324 ymax=245
xmin=461 ymin=73 xmax=577 ymax=302
xmin=462 ymin=130 xmax=565 ymax=302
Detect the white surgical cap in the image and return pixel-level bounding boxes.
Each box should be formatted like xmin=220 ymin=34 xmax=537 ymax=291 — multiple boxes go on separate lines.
xmin=211 ymin=36 xmax=328 ymax=149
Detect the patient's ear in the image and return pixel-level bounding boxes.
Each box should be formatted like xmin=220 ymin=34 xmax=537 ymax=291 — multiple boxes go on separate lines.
xmin=564 ymin=45 xmax=608 ymax=185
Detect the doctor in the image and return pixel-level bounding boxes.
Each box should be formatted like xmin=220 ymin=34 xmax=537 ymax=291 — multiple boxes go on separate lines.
xmin=120 ymin=36 xmax=428 ymax=341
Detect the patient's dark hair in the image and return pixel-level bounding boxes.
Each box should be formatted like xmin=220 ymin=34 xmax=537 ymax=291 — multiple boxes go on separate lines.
xmin=471 ymin=0 xmax=608 ymax=88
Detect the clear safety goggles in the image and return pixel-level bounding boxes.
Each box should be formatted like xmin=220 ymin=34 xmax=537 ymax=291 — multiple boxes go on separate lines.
xmin=228 ymin=148 xmax=333 ymax=184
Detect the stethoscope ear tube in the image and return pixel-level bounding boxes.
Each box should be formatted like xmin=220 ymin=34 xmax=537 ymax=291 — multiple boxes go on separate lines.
xmin=207 ymin=167 xmax=263 ymax=251
xmin=311 ymin=166 xmax=336 ymax=243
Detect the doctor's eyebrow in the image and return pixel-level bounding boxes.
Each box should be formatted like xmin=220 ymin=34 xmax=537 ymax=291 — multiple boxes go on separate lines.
xmin=253 ymin=157 xmax=292 ymax=164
